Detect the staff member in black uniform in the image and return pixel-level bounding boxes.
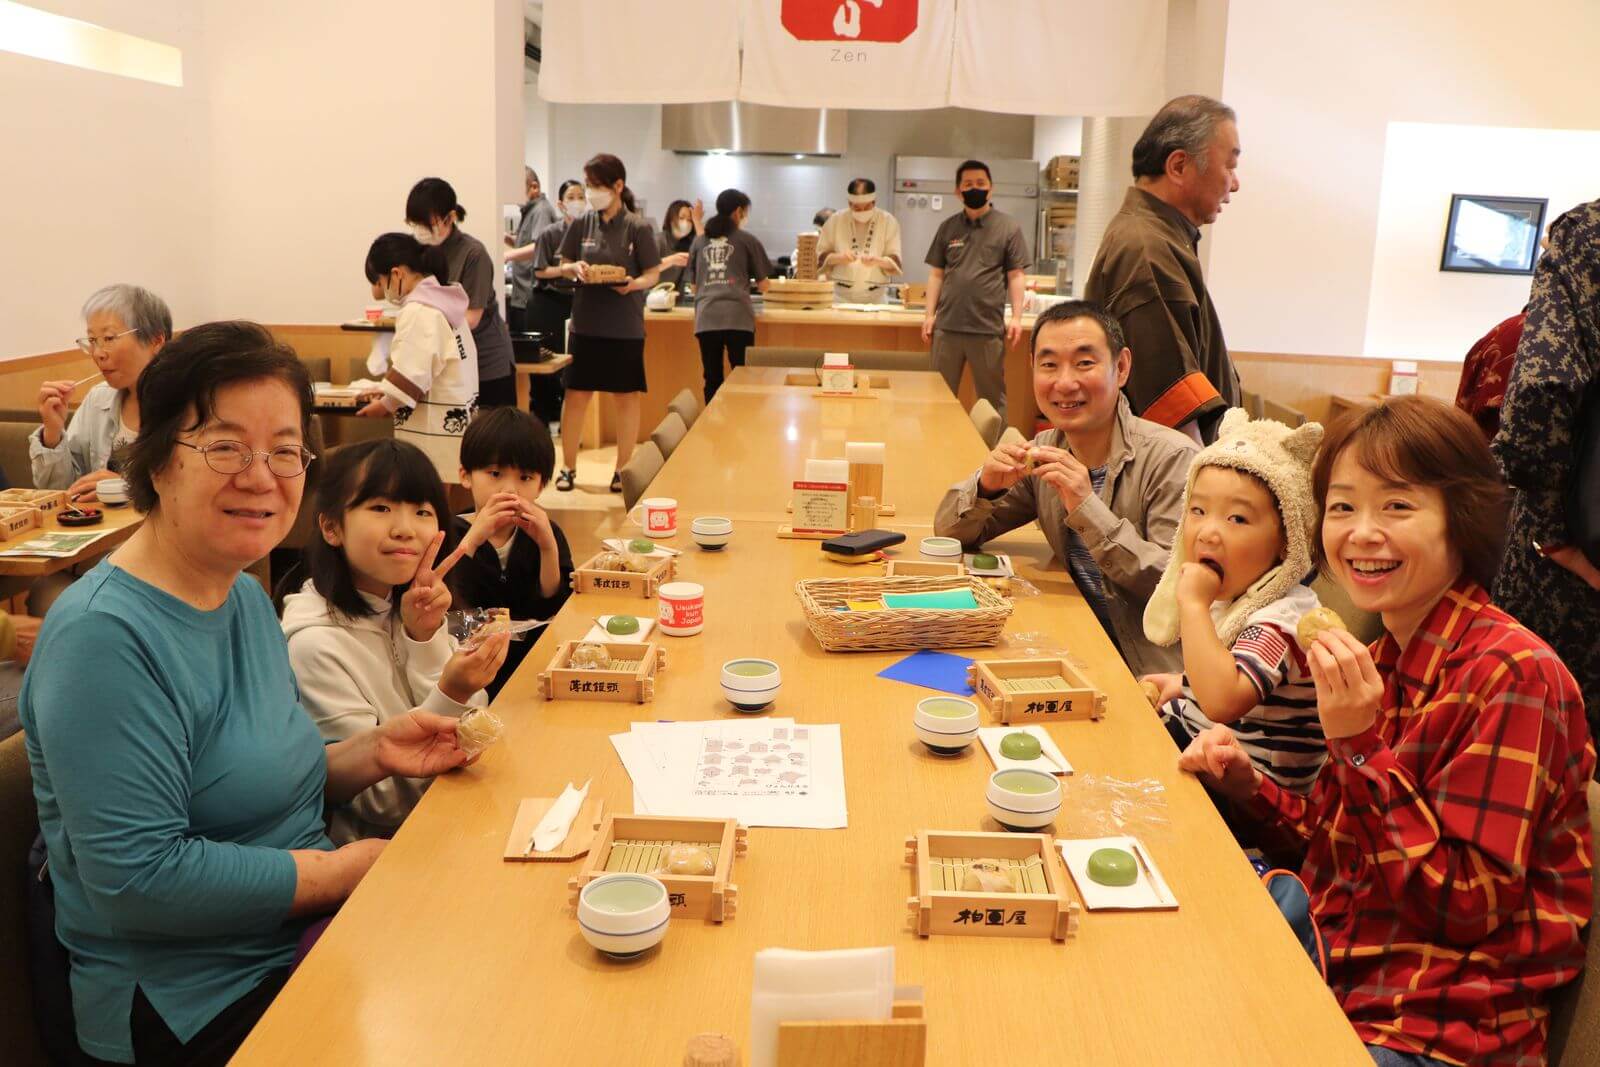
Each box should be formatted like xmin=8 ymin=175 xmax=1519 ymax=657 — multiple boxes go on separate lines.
xmin=405 ymin=177 xmax=517 ymax=408
xmin=553 ymin=154 xmax=662 ymax=493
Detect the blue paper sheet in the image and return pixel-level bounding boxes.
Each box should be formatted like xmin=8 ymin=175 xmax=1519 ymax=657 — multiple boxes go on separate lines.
xmin=876 ymin=649 xmax=976 ymax=696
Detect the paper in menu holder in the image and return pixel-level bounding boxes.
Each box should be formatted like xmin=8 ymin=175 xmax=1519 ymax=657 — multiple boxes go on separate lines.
xmin=749 ymin=946 xmax=895 ymax=1067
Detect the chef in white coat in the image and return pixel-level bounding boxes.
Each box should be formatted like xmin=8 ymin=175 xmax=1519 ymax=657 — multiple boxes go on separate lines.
xmin=816 ymin=178 xmax=903 ymax=304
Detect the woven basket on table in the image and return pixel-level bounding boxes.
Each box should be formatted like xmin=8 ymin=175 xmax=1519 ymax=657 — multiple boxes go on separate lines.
xmin=795 ymin=575 xmax=1013 ymax=652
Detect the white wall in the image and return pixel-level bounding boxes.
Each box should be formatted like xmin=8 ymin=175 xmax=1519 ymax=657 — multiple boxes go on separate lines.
xmin=1362 ymin=123 xmax=1600 ymax=361
xmin=546 ymin=104 xmax=1034 ymax=258
xmin=1210 ymin=0 xmax=1600 ymax=358
xmin=524 ymin=70 xmax=551 ymax=185
xmin=0 ymin=1 xmax=211 ymax=356
xmin=200 ymin=0 xmax=525 ymax=326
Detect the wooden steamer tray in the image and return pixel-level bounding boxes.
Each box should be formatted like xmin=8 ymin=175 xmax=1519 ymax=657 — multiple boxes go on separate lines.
xmin=905 ymin=830 xmax=1079 ymax=941
xmin=0 ymin=489 xmax=66 ymax=515
xmin=0 ymin=505 xmax=43 ymax=542
xmin=763 ymin=278 xmax=834 ymax=309
xmin=968 ymin=657 xmax=1106 ymax=724
xmin=570 ymin=814 xmax=746 ymax=922
xmin=538 ymin=640 xmax=665 ymax=703
xmin=571 ymin=550 xmax=676 ymax=598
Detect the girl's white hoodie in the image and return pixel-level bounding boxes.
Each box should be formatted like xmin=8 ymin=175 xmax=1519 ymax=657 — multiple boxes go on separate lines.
xmin=281 ymin=579 xmax=485 ymax=844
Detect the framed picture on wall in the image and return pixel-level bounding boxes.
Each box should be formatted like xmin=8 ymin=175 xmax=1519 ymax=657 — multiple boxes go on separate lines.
xmin=1440 ymin=194 xmax=1547 ymax=275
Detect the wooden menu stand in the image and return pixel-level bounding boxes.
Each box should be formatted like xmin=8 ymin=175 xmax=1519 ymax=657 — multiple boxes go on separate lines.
xmin=776 ymin=1001 xmax=926 ymax=1067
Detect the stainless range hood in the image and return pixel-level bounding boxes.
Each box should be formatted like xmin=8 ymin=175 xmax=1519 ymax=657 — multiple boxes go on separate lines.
xmin=661 ymin=102 xmax=845 ymax=156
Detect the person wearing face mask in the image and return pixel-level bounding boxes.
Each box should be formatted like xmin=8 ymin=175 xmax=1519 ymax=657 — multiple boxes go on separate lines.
xmin=524 ymin=180 xmax=586 ymax=348
xmin=354 ymin=233 xmax=480 ymax=479
xmin=404 ymin=177 xmax=517 ymax=408
xmin=684 ymin=188 xmax=772 ymax=403
xmin=1084 ymin=95 xmax=1243 ymax=444
xmin=553 ymin=153 xmax=663 ymax=493
xmin=503 ymin=167 xmax=562 ymax=334
xmin=921 ymin=159 xmax=1029 ymax=422
xmin=655 ymin=199 xmax=704 ymax=293
xmin=816 ymin=178 xmax=902 ymax=303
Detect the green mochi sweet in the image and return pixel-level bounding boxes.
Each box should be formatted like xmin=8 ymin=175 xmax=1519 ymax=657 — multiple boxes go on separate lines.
xmin=1087 ymin=847 xmax=1138 ymax=887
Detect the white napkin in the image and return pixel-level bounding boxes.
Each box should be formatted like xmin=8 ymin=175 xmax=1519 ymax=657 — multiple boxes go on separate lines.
xmin=749 ymin=946 xmax=894 ymax=1067
xmin=530 ymin=780 xmax=590 ymax=854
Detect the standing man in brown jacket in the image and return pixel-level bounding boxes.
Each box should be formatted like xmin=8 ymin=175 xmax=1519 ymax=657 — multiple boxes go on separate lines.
xmin=1085 ymin=95 xmax=1242 ymax=443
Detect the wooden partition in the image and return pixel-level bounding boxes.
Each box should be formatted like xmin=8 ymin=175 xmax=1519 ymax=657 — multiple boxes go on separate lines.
xmin=0 ymin=329 xmax=1467 ymax=435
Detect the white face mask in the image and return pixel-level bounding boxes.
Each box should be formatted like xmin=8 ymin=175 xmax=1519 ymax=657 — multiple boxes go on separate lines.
xmin=672 ymin=219 xmax=692 ymax=238
xmin=411 ymin=222 xmax=443 ymax=246
xmin=851 ymin=208 xmax=874 ymax=223
xmin=586 ymin=187 xmax=614 ymax=212
xmin=563 ymin=197 xmax=586 ymax=218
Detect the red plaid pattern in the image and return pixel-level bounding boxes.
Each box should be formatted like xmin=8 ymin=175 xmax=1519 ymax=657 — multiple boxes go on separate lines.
xmin=1252 ymin=580 xmax=1594 ymax=1065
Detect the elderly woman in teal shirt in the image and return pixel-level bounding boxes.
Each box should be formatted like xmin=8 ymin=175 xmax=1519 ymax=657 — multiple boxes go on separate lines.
xmin=20 ymin=321 xmax=499 ymax=1066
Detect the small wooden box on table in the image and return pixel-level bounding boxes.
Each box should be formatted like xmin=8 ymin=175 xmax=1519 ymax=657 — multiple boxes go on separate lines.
xmin=905 ymin=830 xmax=1079 ymax=942
xmin=0 ymin=505 xmax=43 ymax=542
xmin=0 ymin=489 xmax=66 ymax=515
xmin=570 ymin=550 xmax=676 ymax=598
xmin=538 ymin=640 xmax=665 ymax=703
xmin=968 ymin=657 xmax=1106 ymax=724
xmin=569 ymin=814 xmax=746 ymax=922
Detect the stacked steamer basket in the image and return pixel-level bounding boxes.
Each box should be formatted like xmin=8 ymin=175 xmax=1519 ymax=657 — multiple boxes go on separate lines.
xmin=763 ymin=279 xmax=835 ymax=311
xmin=793 ymin=231 xmax=820 ymax=280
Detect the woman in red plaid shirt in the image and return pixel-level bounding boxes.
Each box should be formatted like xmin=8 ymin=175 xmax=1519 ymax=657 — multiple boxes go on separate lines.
xmin=1180 ymin=395 xmax=1595 ymax=1067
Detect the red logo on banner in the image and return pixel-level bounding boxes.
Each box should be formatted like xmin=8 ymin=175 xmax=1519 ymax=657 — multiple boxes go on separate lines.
xmin=782 ymin=0 xmax=918 ymax=44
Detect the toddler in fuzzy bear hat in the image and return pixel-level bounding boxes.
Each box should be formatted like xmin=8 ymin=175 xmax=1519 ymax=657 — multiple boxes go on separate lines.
xmin=1140 ymin=408 xmax=1330 ymax=793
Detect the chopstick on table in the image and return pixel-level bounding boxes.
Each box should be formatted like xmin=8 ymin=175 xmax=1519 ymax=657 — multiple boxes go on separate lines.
xmin=1128 ymin=840 xmax=1171 ymax=906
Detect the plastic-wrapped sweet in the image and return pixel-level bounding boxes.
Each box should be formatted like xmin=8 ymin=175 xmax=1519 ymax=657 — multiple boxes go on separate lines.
xmin=455 ymin=708 xmax=504 ymax=757
xmin=656 ymin=843 xmax=715 ymax=877
xmin=591 ymin=550 xmax=628 ymax=572
xmin=960 ymin=859 xmax=1017 ymax=894
xmin=1295 ymin=606 xmax=1348 ymax=651
xmin=569 ymin=642 xmax=612 ymax=670
xmin=621 ymin=551 xmax=655 ymax=573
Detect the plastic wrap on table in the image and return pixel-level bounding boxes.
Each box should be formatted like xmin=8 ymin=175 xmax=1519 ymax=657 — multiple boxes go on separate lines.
xmin=454 ymin=707 xmax=505 ymax=758
xmin=1055 ymin=774 xmax=1171 ymax=839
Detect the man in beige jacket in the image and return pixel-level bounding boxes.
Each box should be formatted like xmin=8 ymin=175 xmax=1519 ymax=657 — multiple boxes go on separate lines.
xmin=935 ymin=301 xmax=1196 ymax=676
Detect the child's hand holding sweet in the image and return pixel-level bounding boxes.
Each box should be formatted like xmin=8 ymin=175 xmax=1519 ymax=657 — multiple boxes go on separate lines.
xmin=1176 ymin=560 xmax=1223 ymax=610
xmin=439 ymin=632 xmax=511 ymax=704
xmin=516 ymin=500 xmax=558 ymax=550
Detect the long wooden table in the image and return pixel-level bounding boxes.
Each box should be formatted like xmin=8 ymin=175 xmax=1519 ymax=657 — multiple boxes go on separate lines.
xmin=234 ymin=369 xmax=1366 ymax=1065
xmin=0 ymin=504 xmax=143 ymax=578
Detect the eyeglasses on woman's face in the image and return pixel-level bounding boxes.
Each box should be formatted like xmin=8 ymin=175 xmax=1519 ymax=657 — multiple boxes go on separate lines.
xmin=175 ymin=439 xmax=315 ymax=478
xmin=74 ymin=328 xmax=137 ymax=355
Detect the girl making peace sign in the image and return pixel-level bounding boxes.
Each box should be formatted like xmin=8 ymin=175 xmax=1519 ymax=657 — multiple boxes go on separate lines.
xmin=282 ymin=439 xmax=510 ymax=844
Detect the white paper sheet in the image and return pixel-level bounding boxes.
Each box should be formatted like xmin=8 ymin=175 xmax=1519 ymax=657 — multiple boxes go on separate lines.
xmin=609 ymin=719 xmax=847 ymax=829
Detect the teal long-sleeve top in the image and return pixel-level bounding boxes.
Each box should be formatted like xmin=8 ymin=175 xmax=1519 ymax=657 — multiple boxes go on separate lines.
xmin=20 ymin=561 xmax=334 ymax=1063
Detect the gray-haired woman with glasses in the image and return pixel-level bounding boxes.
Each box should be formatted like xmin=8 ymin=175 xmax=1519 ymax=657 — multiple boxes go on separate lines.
xmin=31 ymin=283 xmax=171 ymax=501
xmin=19 ymin=321 xmax=477 ymax=1065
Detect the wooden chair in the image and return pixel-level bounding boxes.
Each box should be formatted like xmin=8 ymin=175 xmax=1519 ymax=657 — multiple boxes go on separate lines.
xmin=300 ymin=355 xmax=332 ymax=383
xmin=845 ymin=350 xmax=931 ymax=372
xmin=0 ymin=732 xmax=48 ymax=1065
xmin=1262 ymin=397 xmax=1307 ymax=427
xmin=998 ymin=426 xmax=1028 ymax=450
xmin=969 ymin=399 xmax=1004 ymax=449
xmin=619 ymin=442 xmax=665 ymax=510
xmin=668 ymin=389 xmax=702 ymax=430
xmin=1239 ymin=389 xmax=1264 ymax=420
xmin=0 ymin=422 xmax=36 ymax=490
xmin=746 ymin=347 xmax=824 ymax=369
xmin=649 ymin=411 xmax=689 ymax=460
xmin=1548 ymin=780 xmax=1600 ymax=1066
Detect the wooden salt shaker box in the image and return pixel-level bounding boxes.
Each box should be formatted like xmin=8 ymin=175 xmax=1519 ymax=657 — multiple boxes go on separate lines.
xmin=570 ymin=814 xmax=746 ymax=922
xmin=538 ymin=640 xmax=665 ymax=703
xmin=967 ymin=657 xmax=1106 ymax=724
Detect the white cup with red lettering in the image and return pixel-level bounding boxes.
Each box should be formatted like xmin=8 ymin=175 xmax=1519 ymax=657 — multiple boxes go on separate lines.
xmin=658 ymin=582 xmax=704 ymax=636
xmin=628 ymin=496 xmax=678 ymax=538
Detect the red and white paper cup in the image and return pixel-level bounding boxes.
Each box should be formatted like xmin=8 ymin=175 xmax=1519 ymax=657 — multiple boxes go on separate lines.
xmin=657 ymin=582 xmax=704 ymax=636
